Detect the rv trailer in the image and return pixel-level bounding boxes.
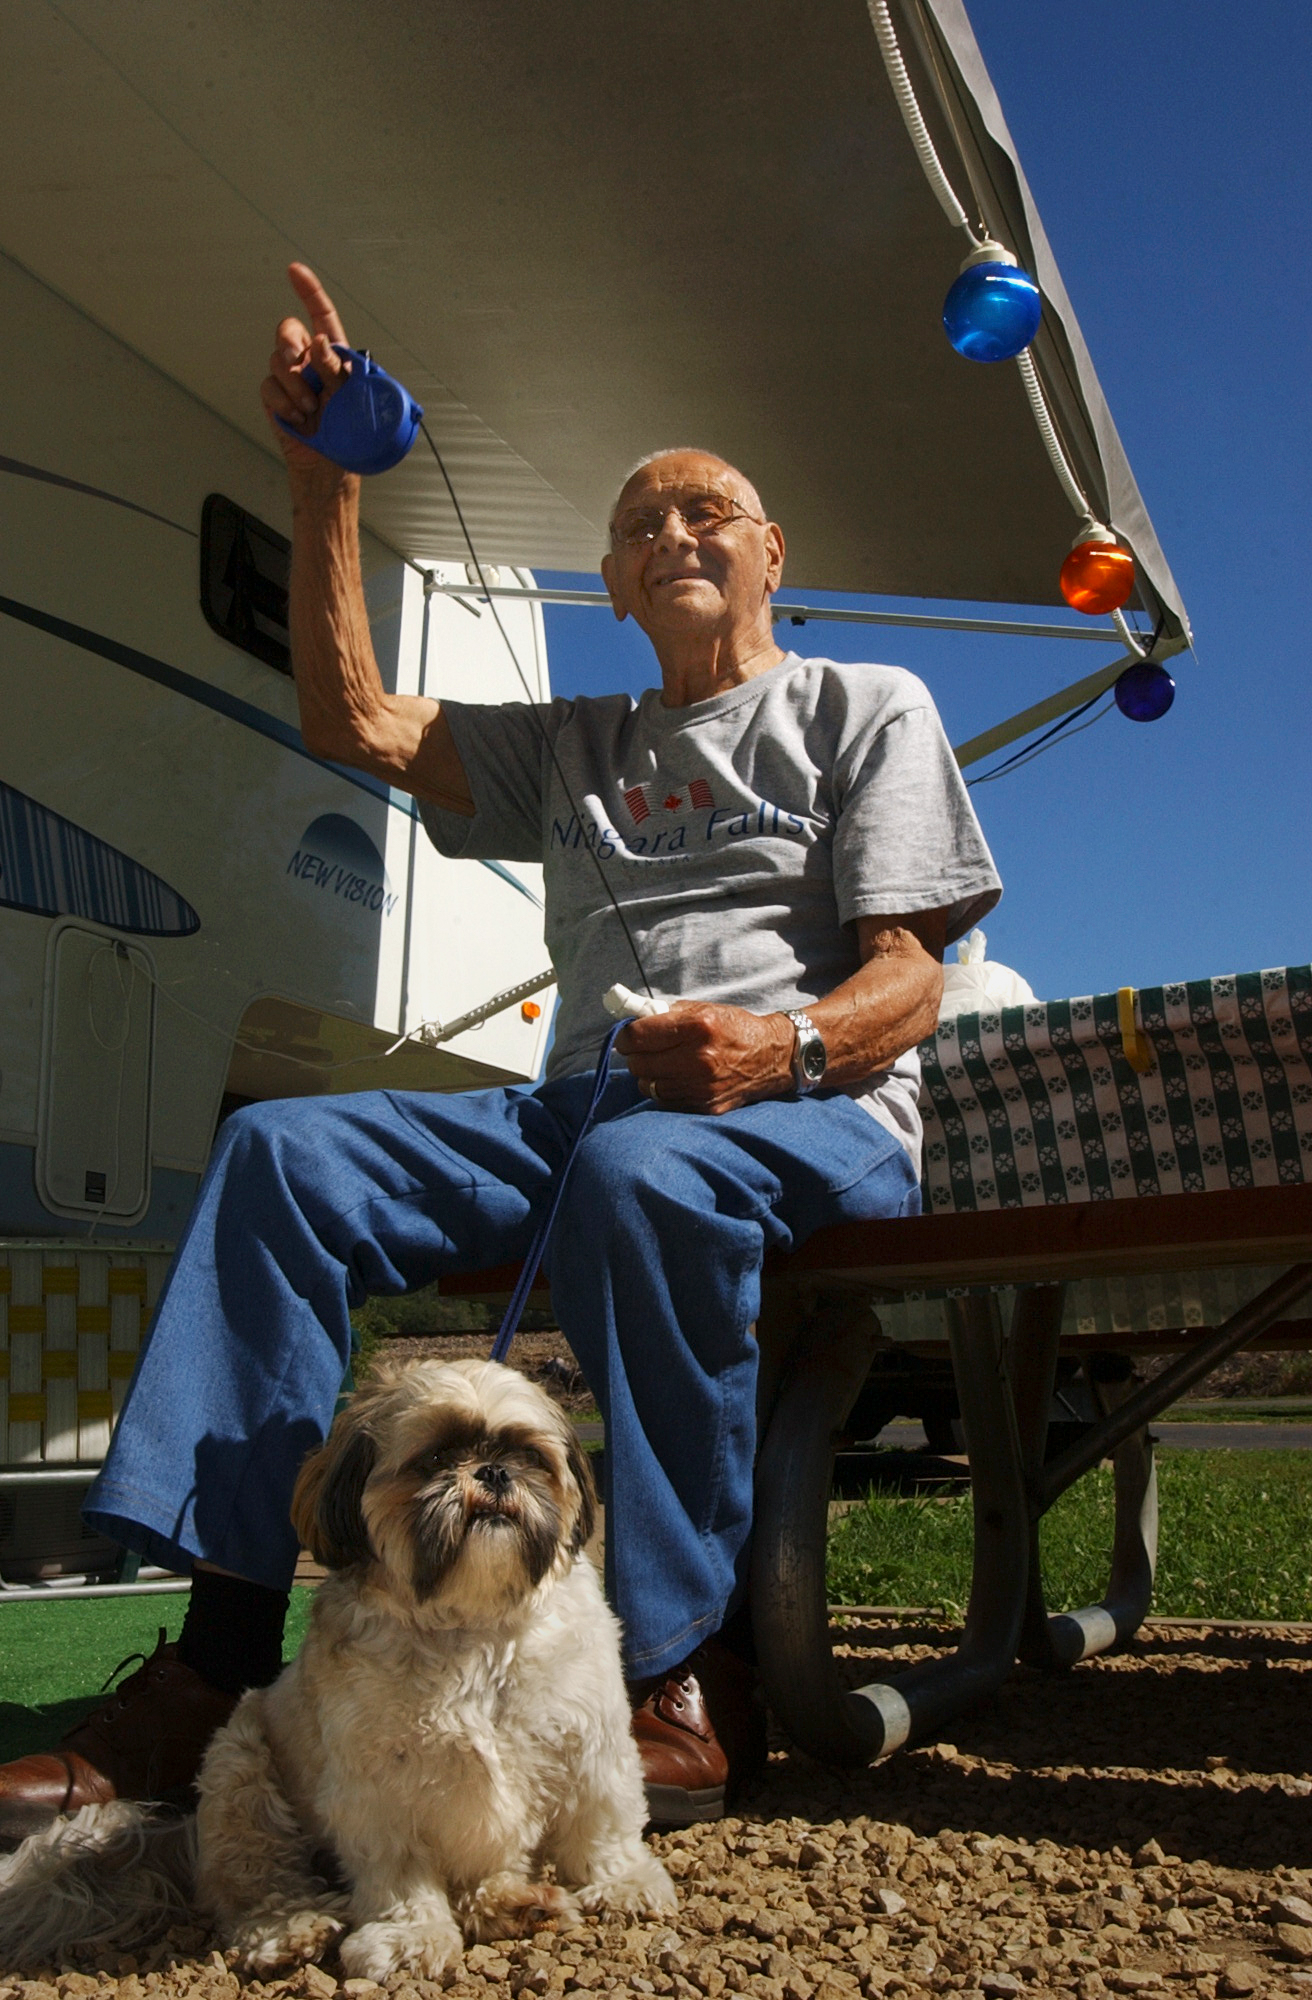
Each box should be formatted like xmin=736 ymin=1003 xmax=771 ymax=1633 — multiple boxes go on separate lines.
xmin=0 ymin=256 xmax=554 ymax=1575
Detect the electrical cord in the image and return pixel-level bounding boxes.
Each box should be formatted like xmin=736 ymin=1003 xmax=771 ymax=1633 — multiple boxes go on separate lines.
xmin=967 ymin=692 xmax=1114 ymax=787
xmin=86 ymin=940 xmax=135 ymax=1057
xmin=1014 ymin=348 xmax=1094 ymax=522
xmin=865 ymin=0 xmax=981 ymax=239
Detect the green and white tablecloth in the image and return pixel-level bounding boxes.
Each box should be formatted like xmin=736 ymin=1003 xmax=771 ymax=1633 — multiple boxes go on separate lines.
xmin=879 ymin=967 xmax=1312 ymax=1345
xmin=919 ymin=965 xmax=1312 ymax=1214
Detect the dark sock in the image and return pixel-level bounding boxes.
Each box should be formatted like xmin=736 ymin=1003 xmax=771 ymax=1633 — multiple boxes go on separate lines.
xmin=176 ymin=1568 xmax=290 ymax=1696
xmin=716 ymin=1600 xmax=757 ymax=1667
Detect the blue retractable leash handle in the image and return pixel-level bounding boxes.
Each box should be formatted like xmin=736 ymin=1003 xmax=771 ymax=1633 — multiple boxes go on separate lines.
xmin=276 ymin=343 xmax=424 ymax=476
xmin=489 ymin=1020 xmax=628 ymax=1364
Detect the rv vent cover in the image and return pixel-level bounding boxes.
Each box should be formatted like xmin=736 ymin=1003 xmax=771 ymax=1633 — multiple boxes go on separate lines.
xmin=200 ymin=493 xmax=291 ymax=674
xmin=35 ymin=923 xmax=156 ymax=1225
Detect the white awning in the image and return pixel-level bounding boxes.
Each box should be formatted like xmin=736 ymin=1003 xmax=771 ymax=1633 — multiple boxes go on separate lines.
xmin=0 ymin=0 xmax=1186 ymax=635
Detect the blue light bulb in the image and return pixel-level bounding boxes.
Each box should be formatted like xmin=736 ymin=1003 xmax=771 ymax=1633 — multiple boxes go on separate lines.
xmin=943 ymin=253 xmax=1042 ymax=364
xmin=1114 ymin=662 xmax=1176 ymax=722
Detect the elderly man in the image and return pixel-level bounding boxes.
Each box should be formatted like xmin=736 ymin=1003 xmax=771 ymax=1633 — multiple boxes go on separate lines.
xmin=0 ymin=266 xmax=999 ymax=1836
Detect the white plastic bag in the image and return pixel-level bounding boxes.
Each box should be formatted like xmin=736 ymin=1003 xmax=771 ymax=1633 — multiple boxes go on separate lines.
xmin=937 ymin=927 xmax=1035 ymax=1019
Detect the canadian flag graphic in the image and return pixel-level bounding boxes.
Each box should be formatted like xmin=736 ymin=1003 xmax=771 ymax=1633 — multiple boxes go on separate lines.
xmin=623 ymin=778 xmax=714 ymax=823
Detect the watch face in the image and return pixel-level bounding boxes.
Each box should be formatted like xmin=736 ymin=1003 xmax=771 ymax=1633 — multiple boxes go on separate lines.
xmin=801 ymin=1039 xmax=827 ymax=1082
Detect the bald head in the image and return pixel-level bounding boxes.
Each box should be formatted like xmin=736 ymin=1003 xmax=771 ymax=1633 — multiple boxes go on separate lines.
xmin=599 ymin=449 xmax=787 ymax=703
xmin=608 ymin=449 xmax=766 ymax=535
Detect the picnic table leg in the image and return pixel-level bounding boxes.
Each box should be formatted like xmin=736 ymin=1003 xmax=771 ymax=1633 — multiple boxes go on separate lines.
xmin=750 ymin=1288 xmax=886 ymax=1765
xmin=1011 ymin=1287 xmax=1159 ymax=1668
xmin=752 ymin=1287 xmax=1031 ymax=1766
xmin=1019 ymin=1260 xmax=1312 ymax=1667
xmin=1019 ymin=1391 xmax=1157 ymax=1668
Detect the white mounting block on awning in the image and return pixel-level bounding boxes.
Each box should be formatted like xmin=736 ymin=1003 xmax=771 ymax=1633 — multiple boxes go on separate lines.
xmin=0 ymin=0 xmax=1186 ymax=636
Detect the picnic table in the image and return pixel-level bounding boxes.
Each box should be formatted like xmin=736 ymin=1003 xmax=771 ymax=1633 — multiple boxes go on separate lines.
xmin=751 ymin=964 xmax=1312 ymax=1762
xmin=439 ymin=964 xmax=1312 ymax=1765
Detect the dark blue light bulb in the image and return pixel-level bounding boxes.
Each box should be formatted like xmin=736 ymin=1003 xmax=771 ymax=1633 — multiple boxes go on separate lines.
xmin=943 ymin=252 xmax=1042 ymax=363
xmin=1114 ymin=662 xmax=1176 ymax=722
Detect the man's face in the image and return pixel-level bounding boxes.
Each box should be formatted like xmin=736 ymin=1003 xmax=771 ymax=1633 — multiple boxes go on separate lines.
xmin=600 ymin=451 xmax=785 ymax=646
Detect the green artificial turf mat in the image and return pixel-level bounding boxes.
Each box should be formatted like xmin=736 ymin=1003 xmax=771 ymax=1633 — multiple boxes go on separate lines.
xmin=0 ymin=1586 xmax=316 ymax=1764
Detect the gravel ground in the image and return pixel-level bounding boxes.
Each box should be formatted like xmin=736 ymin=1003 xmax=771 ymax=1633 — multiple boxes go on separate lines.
xmin=4 ymin=1617 xmax=1311 ymax=2000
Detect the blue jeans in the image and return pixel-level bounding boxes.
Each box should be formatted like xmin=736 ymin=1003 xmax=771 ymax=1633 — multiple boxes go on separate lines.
xmin=85 ymin=1076 xmax=919 ymax=1677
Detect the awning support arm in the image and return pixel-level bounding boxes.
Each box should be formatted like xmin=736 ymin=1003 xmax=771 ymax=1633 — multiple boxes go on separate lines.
xmin=953 ymin=632 xmax=1187 ymax=769
xmin=422 ymin=577 xmax=1130 ymax=644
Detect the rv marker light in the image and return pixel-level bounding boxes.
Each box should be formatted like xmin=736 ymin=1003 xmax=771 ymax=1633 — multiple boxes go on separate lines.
xmin=277 ymin=344 xmax=424 ymax=475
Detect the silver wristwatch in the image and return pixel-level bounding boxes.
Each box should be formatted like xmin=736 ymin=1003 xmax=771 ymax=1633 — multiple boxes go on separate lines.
xmin=784 ymin=1009 xmax=827 ymax=1093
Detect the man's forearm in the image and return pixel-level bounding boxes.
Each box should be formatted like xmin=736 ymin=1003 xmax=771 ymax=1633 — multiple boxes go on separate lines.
xmin=805 ymin=925 xmax=944 ymax=1088
xmin=288 ymin=469 xmax=385 ymax=758
xmin=287 ymin=469 xmax=472 ymax=812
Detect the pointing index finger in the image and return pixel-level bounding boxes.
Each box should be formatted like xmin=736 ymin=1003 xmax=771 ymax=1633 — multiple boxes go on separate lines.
xmin=287 ymin=261 xmax=347 ymax=347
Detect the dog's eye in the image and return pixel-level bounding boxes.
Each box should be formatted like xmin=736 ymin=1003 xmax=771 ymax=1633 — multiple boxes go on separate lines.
xmin=519 ymin=1445 xmax=549 ymax=1472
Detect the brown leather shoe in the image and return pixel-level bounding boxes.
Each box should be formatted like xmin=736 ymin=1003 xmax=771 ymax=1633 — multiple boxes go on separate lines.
xmin=0 ymin=1750 xmax=115 ymax=1846
xmin=630 ymin=1634 xmax=768 ymax=1826
xmin=0 ymin=1631 xmax=237 ymax=1845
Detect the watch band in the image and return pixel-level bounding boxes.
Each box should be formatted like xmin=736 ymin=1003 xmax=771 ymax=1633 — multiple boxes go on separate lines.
xmin=784 ymin=1009 xmax=828 ymax=1093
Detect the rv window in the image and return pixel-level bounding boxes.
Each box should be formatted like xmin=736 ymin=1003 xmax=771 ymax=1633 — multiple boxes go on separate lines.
xmin=200 ymin=494 xmax=291 ymax=674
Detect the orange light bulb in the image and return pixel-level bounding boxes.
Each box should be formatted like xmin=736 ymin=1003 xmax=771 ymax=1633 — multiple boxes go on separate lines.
xmin=1060 ymin=537 xmax=1135 ymax=615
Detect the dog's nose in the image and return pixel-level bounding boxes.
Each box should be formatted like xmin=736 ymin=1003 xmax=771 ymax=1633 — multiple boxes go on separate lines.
xmin=474 ymin=1461 xmax=511 ymax=1493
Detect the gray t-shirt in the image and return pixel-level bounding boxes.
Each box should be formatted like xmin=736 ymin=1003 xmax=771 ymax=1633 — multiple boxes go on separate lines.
xmin=422 ymin=653 xmax=1000 ymax=1160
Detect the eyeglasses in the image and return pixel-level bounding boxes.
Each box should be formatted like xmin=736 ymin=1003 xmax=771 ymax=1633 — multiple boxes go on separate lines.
xmin=610 ymin=494 xmax=764 ymax=548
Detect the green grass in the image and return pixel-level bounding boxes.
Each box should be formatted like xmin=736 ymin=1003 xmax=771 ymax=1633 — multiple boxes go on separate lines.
xmin=827 ymin=1449 xmax=1312 ymax=1622
xmin=0 ymin=1588 xmax=316 ymax=1764
xmin=1159 ymin=1401 xmax=1312 ymax=1424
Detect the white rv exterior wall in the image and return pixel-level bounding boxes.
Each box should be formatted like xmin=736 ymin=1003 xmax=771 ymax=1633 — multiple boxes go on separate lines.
xmin=0 ymin=255 xmax=554 ymax=1243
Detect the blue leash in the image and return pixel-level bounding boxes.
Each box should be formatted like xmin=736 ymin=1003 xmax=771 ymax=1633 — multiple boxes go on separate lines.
xmin=489 ymin=1019 xmax=628 ymax=1364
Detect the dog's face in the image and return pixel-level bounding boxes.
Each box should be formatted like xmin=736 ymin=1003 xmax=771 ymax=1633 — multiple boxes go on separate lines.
xmin=291 ymin=1358 xmax=598 ymax=1625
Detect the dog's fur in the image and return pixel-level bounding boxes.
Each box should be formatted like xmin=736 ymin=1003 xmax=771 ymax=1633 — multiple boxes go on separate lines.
xmin=0 ymin=1359 xmax=674 ymax=1978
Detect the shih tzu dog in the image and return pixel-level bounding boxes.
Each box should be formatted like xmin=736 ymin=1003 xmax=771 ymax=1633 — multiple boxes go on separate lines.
xmin=0 ymin=1358 xmax=674 ymax=1980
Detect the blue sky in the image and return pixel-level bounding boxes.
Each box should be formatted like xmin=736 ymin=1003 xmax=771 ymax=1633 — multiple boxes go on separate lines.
xmin=535 ymin=0 xmax=1310 ymax=1004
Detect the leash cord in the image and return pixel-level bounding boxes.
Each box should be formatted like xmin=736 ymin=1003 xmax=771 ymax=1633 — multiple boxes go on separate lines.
xmin=488 ymin=1019 xmax=628 ymax=1362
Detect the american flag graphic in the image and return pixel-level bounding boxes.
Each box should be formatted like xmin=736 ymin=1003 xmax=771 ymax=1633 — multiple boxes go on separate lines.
xmin=623 ymin=778 xmax=715 ymax=823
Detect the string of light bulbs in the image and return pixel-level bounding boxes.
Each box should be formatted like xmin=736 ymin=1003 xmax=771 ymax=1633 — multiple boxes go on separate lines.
xmin=865 ymin=0 xmax=1176 ymax=727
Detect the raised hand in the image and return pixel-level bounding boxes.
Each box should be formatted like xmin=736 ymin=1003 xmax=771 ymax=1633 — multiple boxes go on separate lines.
xmin=259 ymin=262 xmax=352 ymax=473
